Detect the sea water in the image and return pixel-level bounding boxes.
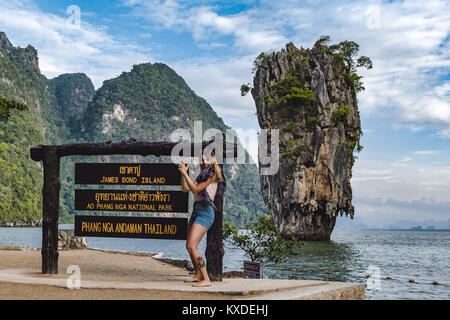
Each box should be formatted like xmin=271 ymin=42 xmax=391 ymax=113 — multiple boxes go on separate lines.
xmin=0 ymin=226 xmax=448 ymax=300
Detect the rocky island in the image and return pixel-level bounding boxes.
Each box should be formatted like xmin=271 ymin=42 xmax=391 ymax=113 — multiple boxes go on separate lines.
xmin=246 ymin=36 xmax=372 ymax=240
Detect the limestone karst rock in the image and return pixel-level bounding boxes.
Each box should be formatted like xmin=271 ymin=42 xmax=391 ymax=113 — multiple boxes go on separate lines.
xmin=250 ymin=38 xmax=368 ymax=240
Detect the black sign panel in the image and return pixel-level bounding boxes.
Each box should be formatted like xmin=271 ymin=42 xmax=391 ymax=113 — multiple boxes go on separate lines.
xmin=243 ymin=261 xmax=261 ymax=279
xmin=75 ymin=163 xmax=184 ymax=185
xmin=75 ymin=215 xmax=188 ymax=240
xmin=75 ymin=189 xmax=189 ymax=213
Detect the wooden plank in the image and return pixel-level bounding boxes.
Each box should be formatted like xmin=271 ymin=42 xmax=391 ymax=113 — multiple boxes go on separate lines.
xmin=74 ymin=162 xmax=184 ymax=185
xmin=74 ymin=189 xmax=189 ymax=213
xmin=74 ymin=215 xmax=188 ymax=240
xmin=30 ymin=137 xmax=238 ymax=161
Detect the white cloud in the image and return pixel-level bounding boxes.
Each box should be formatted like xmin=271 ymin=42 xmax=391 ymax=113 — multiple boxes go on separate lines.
xmin=351 ymin=155 xmax=450 ymax=224
xmin=171 ymin=55 xmax=260 ymax=162
xmin=413 ymin=150 xmax=441 ymax=155
xmin=436 ymin=128 xmax=450 ymax=138
xmin=123 ymin=0 xmax=450 ymax=135
xmin=123 ymin=0 xmax=287 ymax=52
xmin=0 ymin=0 xmax=150 ymax=88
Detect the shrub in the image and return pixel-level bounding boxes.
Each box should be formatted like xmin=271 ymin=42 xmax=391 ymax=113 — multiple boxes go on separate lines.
xmin=223 ymin=215 xmax=302 ymax=264
xmin=332 ymin=105 xmax=350 ymax=125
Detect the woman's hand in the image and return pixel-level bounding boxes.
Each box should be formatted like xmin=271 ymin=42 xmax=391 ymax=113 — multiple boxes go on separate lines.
xmin=178 ymin=161 xmax=189 ymax=175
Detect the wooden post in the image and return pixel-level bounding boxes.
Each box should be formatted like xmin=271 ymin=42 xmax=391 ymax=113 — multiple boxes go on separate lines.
xmin=41 ymin=146 xmax=60 ymax=274
xmin=206 ymin=163 xmax=224 ymax=282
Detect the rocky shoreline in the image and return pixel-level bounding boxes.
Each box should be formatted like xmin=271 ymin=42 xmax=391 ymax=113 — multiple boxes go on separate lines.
xmin=0 ymin=221 xmax=42 ymax=227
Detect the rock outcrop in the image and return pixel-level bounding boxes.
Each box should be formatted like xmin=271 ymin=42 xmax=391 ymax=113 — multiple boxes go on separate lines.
xmin=251 ymin=39 xmax=364 ymax=240
xmin=58 ymin=230 xmax=87 ymax=250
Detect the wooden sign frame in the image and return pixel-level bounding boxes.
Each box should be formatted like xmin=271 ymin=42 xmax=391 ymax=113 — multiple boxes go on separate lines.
xmin=30 ymin=136 xmax=238 ymax=282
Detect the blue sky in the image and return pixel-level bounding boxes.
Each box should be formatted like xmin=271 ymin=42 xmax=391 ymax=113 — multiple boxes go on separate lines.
xmin=0 ymin=0 xmax=449 ymax=226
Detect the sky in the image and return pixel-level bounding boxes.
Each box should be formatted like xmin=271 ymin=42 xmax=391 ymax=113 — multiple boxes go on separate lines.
xmin=0 ymin=0 xmax=449 ymax=227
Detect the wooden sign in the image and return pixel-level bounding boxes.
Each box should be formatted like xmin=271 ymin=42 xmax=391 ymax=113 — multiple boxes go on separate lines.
xmin=75 ymin=163 xmax=185 ymax=185
xmin=243 ymin=261 xmax=261 ymax=279
xmin=75 ymin=189 xmax=188 ymax=213
xmin=75 ymin=215 xmax=188 ymax=240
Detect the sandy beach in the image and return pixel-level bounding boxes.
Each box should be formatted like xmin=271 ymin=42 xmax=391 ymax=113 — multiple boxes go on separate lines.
xmin=0 ymin=248 xmax=228 ymax=300
xmin=0 ymin=247 xmax=365 ymax=300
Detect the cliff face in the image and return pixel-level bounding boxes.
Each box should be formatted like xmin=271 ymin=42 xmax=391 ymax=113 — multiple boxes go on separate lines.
xmin=49 ymin=73 xmax=95 ymax=141
xmin=251 ymin=40 xmax=362 ymax=240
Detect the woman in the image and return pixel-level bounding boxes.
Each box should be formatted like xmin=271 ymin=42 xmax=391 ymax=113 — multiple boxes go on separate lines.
xmin=178 ymin=153 xmax=226 ymax=287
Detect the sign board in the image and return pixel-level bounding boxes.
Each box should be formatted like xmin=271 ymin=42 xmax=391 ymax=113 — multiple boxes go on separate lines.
xmin=243 ymin=261 xmax=261 ymax=279
xmin=75 ymin=215 xmax=188 ymax=240
xmin=75 ymin=189 xmax=188 ymax=213
xmin=74 ymin=162 xmax=189 ymax=239
xmin=75 ymin=163 xmax=184 ymax=185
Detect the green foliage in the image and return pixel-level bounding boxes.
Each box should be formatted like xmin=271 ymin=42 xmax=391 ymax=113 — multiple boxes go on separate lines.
xmin=357 ymin=140 xmax=364 ymax=152
xmin=314 ymin=35 xmax=332 ymax=48
xmin=331 ymin=105 xmax=351 ymax=125
xmin=281 ymin=122 xmax=298 ymax=133
xmin=270 ymin=73 xmax=313 ymax=100
xmin=240 ymin=83 xmax=251 ymax=96
xmin=252 ymin=52 xmax=272 ymax=74
xmin=346 ymin=140 xmax=356 ymax=151
xmin=314 ymin=35 xmax=372 ymax=94
xmin=265 ymin=72 xmax=318 ymax=130
xmin=280 ymin=139 xmax=308 ymax=158
xmin=0 ymin=43 xmax=44 ymax=224
xmin=345 ymin=138 xmax=363 ymax=154
xmin=223 ymin=215 xmax=302 ymax=264
xmin=279 ymin=87 xmax=316 ymax=105
xmin=287 ymin=47 xmax=309 ymax=67
xmin=305 ymin=115 xmax=319 ymax=130
xmin=0 ymin=96 xmax=28 ymax=119
xmin=48 ymin=73 xmax=95 ymax=140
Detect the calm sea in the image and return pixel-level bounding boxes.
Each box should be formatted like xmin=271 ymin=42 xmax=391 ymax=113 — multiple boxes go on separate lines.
xmin=0 ymin=226 xmax=448 ymax=300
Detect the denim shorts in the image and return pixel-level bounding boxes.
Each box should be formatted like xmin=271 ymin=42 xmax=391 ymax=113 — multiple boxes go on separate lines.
xmin=189 ymin=201 xmax=215 ymax=230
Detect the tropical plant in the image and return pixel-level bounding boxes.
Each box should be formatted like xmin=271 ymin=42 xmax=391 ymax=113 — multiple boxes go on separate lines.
xmin=223 ymin=214 xmax=302 ymax=264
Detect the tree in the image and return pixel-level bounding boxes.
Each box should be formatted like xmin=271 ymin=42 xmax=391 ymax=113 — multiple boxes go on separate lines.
xmin=0 ymin=96 xmax=28 ymax=119
xmin=240 ymin=83 xmax=251 ymax=96
xmin=223 ymin=214 xmax=302 ymax=264
xmin=314 ymin=36 xmax=373 ymax=93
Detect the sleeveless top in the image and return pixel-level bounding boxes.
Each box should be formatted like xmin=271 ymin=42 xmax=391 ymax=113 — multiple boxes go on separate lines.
xmin=193 ymin=179 xmax=218 ymax=203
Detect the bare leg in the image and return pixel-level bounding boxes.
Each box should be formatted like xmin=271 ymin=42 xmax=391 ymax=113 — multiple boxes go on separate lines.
xmin=192 ymin=255 xmax=211 ymax=287
xmin=184 ymin=223 xmax=204 ymax=283
xmin=186 ymin=223 xmax=211 ymax=287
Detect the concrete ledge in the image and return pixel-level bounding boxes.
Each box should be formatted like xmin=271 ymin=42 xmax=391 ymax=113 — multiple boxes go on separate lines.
xmin=243 ymin=281 xmax=365 ymax=300
xmin=0 ymin=268 xmax=364 ymax=299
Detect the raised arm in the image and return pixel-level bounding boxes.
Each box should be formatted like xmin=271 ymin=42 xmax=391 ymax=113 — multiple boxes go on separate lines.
xmin=181 ymin=174 xmax=190 ymax=192
xmin=178 ymin=161 xmax=215 ymax=194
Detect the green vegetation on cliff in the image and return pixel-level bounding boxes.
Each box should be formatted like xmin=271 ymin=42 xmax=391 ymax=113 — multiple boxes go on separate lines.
xmin=0 ymin=32 xmax=45 ymax=223
xmin=0 ymin=96 xmax=28 ymax=119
